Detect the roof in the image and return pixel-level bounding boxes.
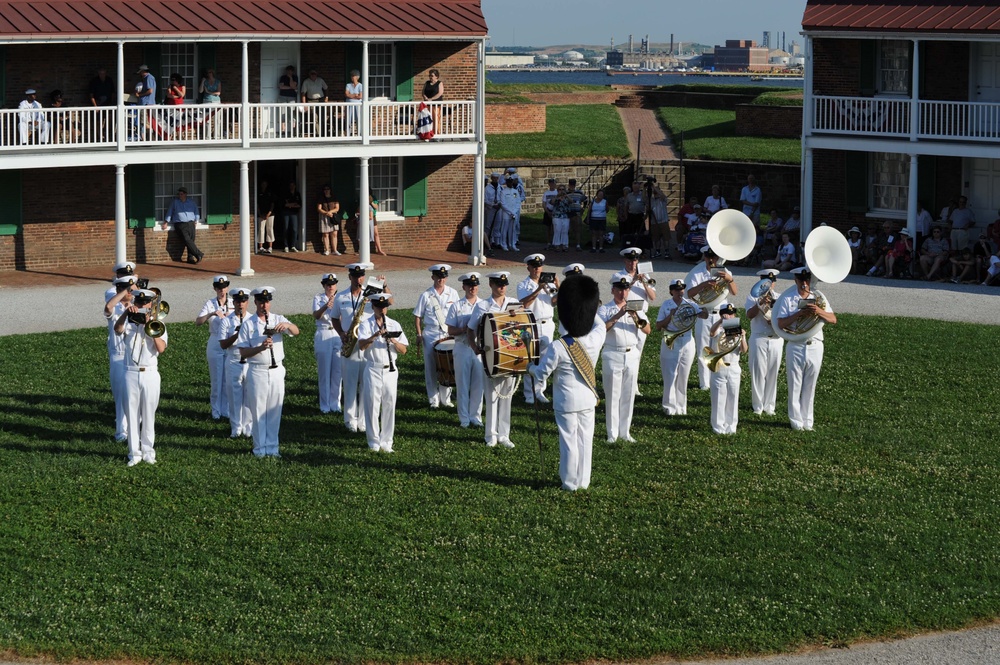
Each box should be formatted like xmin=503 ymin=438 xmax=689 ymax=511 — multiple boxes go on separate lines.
xmin=803 ymin=0 xmax=1000 ymax=33
xmin=0 ymin=0 xmax=487 ymax=40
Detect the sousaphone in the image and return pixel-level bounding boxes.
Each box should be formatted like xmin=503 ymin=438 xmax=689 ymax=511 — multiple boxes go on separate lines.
xmin=772 ymin=226 xmax=851 ymax=342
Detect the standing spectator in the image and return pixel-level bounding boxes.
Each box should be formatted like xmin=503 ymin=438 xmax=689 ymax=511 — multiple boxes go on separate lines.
xmin=763 ymin=232 xmax=796 ymax=272
xmin=739 ymin=174 xmax=762 ymax=225
xmin=586 ymin=188 xmax=608 ymax=254
xmin=135 ymin=64 xmax=156 ymax=105
xmin=915 ymin=201 xmax=933 ymax=249
xmin=422 ymin=69 xmax=444 ymax=134
xmin=547 ymin=185 xmax=572 ymax=252
xmin=281 ymin=181 xmax=302 ymax=252
xmin=919 ymin=227 xmax=950 ymax=281
xmin=675 ymin=195 xmax=699 ymax=250
xmin=782 ymin=206 xmax=802 ymax=244
xmin=703 ymin=184 xmax=728 ymax=216
xmin=948 ymin=195 xmax=975 ymax=252
xmin=89 ymin=67 xmax=115 ymax=107
xmin=648 ymin=184 xmax=670 ymax=258
xmin=18 ymin=89 xmax=50 ymax=144
xmin=623 ymin=181 xmax=646 ymax=243
xmin=615 ymin=185 xmax=630 ymax=245
xmin=939 ymin=198 xmax=959 ymax=224
xmin=356 ymin=194 xmax=387 ymax=256
xmin=541 ymin=178 xmax=558 ymax=249
xmin=164 ymin=73 xmax=185 ymax=105
xmin=345 ymin=69 xmax=362 ymax=135
xmin=256 ymin=180 xmax=277 ymax=254
xmin=199 ymin=69 xmax=222 ymax=104
xmin=317 ymin=184 xmax=341 ymax=256
xmin=277 ymin=65 xmax=298 ymax=135
xmin=496 ymin=172 xmax=521 ymax=252
xmin=566 ymin=178 xmax=588 ymax=251
xmin=163 ymin=187 xmax=203 ymax=263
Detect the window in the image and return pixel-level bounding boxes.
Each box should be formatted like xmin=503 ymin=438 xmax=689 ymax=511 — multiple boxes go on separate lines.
xmin=878 ymin=39 xmax=910 ymax=96
xmin=156 ymin=162 xmax=204 ymax=223
xmin=871 ymin=152 xmax=908 ymax=213
xmin=161 ymin=43 xmax=197 ymax=102
xmin=369 ymin=42 xmax=395 ymax=99
xmin=356 ymin=157 xmax=401 ymax=217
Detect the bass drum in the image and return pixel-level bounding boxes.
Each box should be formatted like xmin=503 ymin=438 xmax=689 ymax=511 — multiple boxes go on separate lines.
xmin=770 ymin=285 xmax=826 ymax=343
xmin=432 ymin=337 xmax=457 ymax=387
xmin=477 ymin=310 xmax=539 ymax=377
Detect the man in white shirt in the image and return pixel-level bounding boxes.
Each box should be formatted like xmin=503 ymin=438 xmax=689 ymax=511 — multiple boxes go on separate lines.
xmin=598 ymin=276 xmax=651 ymax=443
xmin=686 ymin=247 xmax=737 ymax=390
xmin=104 ymin=274 xmax=138 ymax=443
xmin=220 ymin=287 xmax=252 ymax=439
xmin=358 ymin=294 xmax=409 ymax=452
xmin=446 ymin=273 xmax=484 ymax=428
xmin=414 ymin=264 xmax=459 ymax=408
xmin=312 ymin=273 xmax=342 ymax=414
xmin=517 ymin=254 xmax=558 ymax=404
xmin=18 ymin=88 xmax=50 ymax=144
xmin=467 ymin=272 xmax=519 ymax=448
xmin=195 ymin=275 xmax=232 ymax=420
xmin=745 ymin=269 xmax=783 ymax=416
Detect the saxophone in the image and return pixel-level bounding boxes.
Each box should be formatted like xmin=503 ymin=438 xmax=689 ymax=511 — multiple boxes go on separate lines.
xmin=340 ymin=294 xmax=370 ymax=358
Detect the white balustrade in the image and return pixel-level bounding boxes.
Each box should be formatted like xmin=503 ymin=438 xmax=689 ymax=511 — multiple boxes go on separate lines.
xmin=919 ymin=100 xmax=1000 ymax=141
xmin=812 ymin=95 xmax=911 ymax=137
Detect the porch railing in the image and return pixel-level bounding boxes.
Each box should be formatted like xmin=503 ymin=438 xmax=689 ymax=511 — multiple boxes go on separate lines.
xmin=813 ymin=95 xmax=1000 ymax=142
xmin=919 ymin=100 xmax=1000 ymax=141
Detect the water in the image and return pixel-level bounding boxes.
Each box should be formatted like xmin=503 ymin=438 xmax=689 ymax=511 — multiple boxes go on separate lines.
xmin=487 ymin=69 xmax=803 ymax=89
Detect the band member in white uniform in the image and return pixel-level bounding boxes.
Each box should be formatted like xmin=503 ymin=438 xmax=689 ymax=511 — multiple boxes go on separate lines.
xmin=104 ymin=260 xmax=137 ymax=303
xmin=104 ymin=274 xmax=138 ymax=443
xmin=529 ymin=275 xmax=605 ymax=491
xmin=656 ymin=279 xmax=708 ymax=416
xmin=518 ymin=253 xmax=558 ymax=404
xmin=708 ymin=303 xmax=747 ymax=435
xmin=446 ymin=273 xmax=484 ymax=428
xmin=613 ymin=247 xmax=656 ymax=394
xmin=113 ymin=288 xmax=167 ymax=466
xmin=220 ymin=287 xmax=252 ymax=439
xmin=196 ymin=275 xmax=233 ymax=420
xmin=358 ymin=294 xmax=409 ymax=452
xmin=467 ymin=271 xmax=518 ymax=448
xmin=774 ymin=267 xmax=837 ymax=431
xmin=599 ymin=275 xmax=650 ymax=442
xmin=562 ymin=263 xmax=585 ymax=277
xmin=746 ymin=268 xmax=783 ymax=416
xmin=312 ymin=273 xmax=343 ymax=414
xmin=414 ymin=264 xmax=459 ymax=408
xmin=238 ymin=286 xmax=300 ymax=458
xmin=687 ymin=246 xmax=737 ymax=390
xmin=332 ymin=264 xmax=391 ymax=432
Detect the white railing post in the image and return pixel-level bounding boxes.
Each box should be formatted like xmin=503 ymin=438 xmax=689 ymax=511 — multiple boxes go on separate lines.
xmin=910 ymin=39 xmax=920 ymax=142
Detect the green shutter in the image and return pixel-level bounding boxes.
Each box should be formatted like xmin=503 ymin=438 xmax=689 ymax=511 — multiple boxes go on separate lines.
xmin=395 ymin=43 xmax=413 ymax=102
xmin=198 ymin=43 xmax=216 ymax=75
xmin=0 ymin=168 xmax=22 ymax=236
xmin=917 ymin=155 xmax=936 ymax=212
xmin=128 ymin=164 xmax=156 ymax=228
xmin=143 ymin=44 xmax=162 ymax=101
xmin=345 ymin=43 xmax=362 ymax=82
xmin=402 ymin=157 xmax=427 ymax=217
xmin=859 ymin=40 xmax=876 ymax=97
xmin=844 ymin=151 xmax=869 ymax=213
xmin=206 ymin=161 xmax=232 ymax=224
xmin=0 ymin=47 xmax=6 ymax=108
xmin=330 ymin=158 xmax=356 ymax=220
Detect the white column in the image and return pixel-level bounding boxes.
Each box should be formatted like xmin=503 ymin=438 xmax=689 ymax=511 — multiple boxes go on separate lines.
xmin=471 ymin=38 xmax=486 ymax=266
xmin=359 ymin=157 xmax=371 ymax=266
xmin=800 ymin=36 xmax=814 ymax=243
xmin=907 ymin=153 xmax=919 ymax=239
xmin=242 ymin=41 xmax=251 ymax=149
xmin=298 ymin=161 xmax=307 ymax=252
xmin=910 ymin=39 xmax=920 ymax=142
xmin=238 ymin=160 xmax=255 ymax=277
xmin=114 ymin=165 xmax=126 ymax=264
xmin=361 ymin=41 xmax=370 ymax=146
xmin=802 ymin=35 xmax=814 ymax=140
xmin=802 ymin=147 xmax=814 ymax=240
xmin=116 ymin=42 xmax=125 ymax=151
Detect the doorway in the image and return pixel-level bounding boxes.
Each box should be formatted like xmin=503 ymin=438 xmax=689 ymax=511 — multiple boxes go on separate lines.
xmin=255 ymin=160 xmax=302 ymax=252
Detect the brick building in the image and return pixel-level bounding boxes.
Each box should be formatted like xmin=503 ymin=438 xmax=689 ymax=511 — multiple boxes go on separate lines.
xmin=0 ymin=0 xmax=488 ymax=274
xmin=801 ymin=0 xmax=1000 ymax=242
xmin=713 ymin=40 xmax=770 ymax=72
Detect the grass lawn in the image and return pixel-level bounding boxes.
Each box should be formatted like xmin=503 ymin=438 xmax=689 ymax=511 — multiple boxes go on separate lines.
xmin=487 ymin=105 xmax=630 ymax=160
xmin=657 ymin=106 xmax=802 ymax=164
xmin=1 ymin=313 xmax=999 ymax=664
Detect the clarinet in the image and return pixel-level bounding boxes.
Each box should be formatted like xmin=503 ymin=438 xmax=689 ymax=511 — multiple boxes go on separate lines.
xmin=264 ymin=313 xmax=278 ymax=369
xmin=382 ymin=321 xmax=396 ymax=373
xmin=238 ymin=313 xmax=246 ymax=364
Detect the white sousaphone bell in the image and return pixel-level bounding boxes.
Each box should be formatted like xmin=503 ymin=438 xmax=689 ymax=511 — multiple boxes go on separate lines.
xmin=771 ymin=225 xmax=852 ymax=343
xmin=685 ymin=209 xmax=758 ymax=309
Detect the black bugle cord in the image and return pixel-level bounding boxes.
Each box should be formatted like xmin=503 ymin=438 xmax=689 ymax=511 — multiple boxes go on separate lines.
xmin=238 ymin=313 xmax=247 ymax=364
xmin=265 ymin=312 xmax=277 ymax=369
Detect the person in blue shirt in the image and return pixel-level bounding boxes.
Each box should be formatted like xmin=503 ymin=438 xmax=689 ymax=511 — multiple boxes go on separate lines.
xmin=163 ymin=187 xmax=203 ymax=263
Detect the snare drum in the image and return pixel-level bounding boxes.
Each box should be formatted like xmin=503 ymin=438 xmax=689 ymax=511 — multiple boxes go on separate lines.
xmin=432 ymin=337 xmax=457 ymax=387
xmin=477 ymin=310 xmax=539 ymax=377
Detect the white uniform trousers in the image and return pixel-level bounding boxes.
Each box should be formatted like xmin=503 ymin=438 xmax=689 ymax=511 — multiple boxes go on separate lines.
xmin=422 ymin=334 xmax=452 ymax=406
xmin=710 ymin=361 xmax=741 ymax=434
xmin=226 ymin=357 xmax=251 ymax=438
xmin=601 ymin=347 xmax=640 ymax=441
xmin=524 ymin=320 xmax=554 ymax=401
xmin=493 ymin=211 xmax=513 ymax=249
xmin=552 ymin=215 xmax=569 ymax=247
xmin=363 ymin=362 xmax=399 ymax=451
xmin=749 ymin=334 xmax=783 ymax=415
xmin=454 ymin=340 xmax=484 ymax=426
xmin=556 ymin=408 xmax=595 ymax=491
xmin=786 ymin=339 xmax=823 ymax=430
xmin=484 ymin=372 xmax=515 ymax=444
xmin=342 ymin=348 xmax=365 ymax=431
xmin=512 ymin=210 xmax=521 ymax=247
xmin=110 ymin=354 xmax=128 ymax=440
xmin=207 ymin=340 xmax=229 ymax=419
xmin=694 ymin=311 xmax=721 ymax=390
xmin=660 ymin=335 xmax=695 ymax=415
xmin=246 ymin=363 xmax=285 ymax=456
xmin=124 ymin=366 xmax=160 ymax=463
xmin=314 ymin=329 xmax=343 ymax=413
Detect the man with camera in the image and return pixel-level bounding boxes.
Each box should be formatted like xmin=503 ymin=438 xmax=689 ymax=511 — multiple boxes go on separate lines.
xmin=518 ymin=254 xmax=558 ymax=404
xmin=566 ymin=178 xmax=588 ymax=251
xmin=599 ymin=276 xmax=651 ymax=443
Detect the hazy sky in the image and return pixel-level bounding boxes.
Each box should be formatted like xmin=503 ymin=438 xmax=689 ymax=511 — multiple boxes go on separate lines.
xmin=481 ymin=0 xmax=809 ymax=49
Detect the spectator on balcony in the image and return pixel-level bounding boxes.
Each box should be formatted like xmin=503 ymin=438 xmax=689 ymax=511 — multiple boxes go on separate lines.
xmin=345 ymin=70 xmax=363 ymax=135
xmin=163 ymin=187 xmax=203 ymax=264
xmin=281 ymin=181 xmax=302 ymax=253
xmin=278 ymin=66 xmax=298 ymax=103
xmin=703 ymin=184 xmax=728 ymax=217
xmin=317 ymin=185 xmax=341 ymax=256
xmin=301 ymin=69 xmax=328 ymax=104
xmin=947 ymin=196 xmax=975 ymax=252
xmin=135 ymin=65 xmax=156 ymax=106
xmin=89 ymin=68 xmax=115 ymax=107
xmin=422 ymin=69 xmax=444 ymax=135
xmin=18 ymin=89 xmax=50 ymax=144
xmin=48 ymin=90 xmax=79 ymax=144
xmin=256 ymin=180 xmax=277 ymax=255
xmin=165 ymin=73 xmax=185 ymax=105
xmin=199 ymin=69 xmax=222 ymax=104
xmin=919 ymin=227 xmax=950 ymax=281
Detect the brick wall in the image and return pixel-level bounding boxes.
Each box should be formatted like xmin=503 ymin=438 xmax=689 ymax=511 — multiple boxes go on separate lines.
xmin=683 ymin=161 xmax=801 ymax=219
xmin=415 ymin=43 xmax=478 ymax=100
xmin=813 ymin=38 xmax=860 ymax=97
xmin=735 ymin=104 xmax=803 ymax=138
xmin=485 ymin=103 xmax=545 ymax=133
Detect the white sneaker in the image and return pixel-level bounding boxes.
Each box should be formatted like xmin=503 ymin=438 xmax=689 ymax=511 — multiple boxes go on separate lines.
xmin=536 ymin=394 xmax=550 ymax=404
xmin=283 ymin=247 xmax=289 ymax=253
xmin=486 ymin=439 xmax=498 ymax=448
xmin=500 ymin=438 xmax=515 ymax=449
xmin=442 ymin=400 xmax=454 ymax=408
xmin=127 ymin=458 xmax=141 ymax=467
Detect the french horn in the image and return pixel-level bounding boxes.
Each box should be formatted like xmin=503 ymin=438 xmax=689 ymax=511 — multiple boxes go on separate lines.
xmin=703 ymin=319 xmax=744 ymax=371
xmin=749 ymin=278 xmax=775 ymax=322
xmin=685 ymin=265 xmax=732 ymax=309
xmin=662 ymin=303 xmax=698 ymax=349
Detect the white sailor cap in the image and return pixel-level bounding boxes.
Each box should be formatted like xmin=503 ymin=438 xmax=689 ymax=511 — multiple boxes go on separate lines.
xmin=700 ymin=245 xmax=715 ymax=255
xmin=487 ymin=271 xmax=511 ymax=284
xmin=133 ymin=289 xmax=156 ymax=302
xmin=369 ymin=293 xmax=391 ymax=306
xmin=252 ymin=286 xmax=276 ymax=300
xmin=620 ymin=247 xmax=642 ymax=258
xmin=505 ymin=167 xmax=517 ymax=173
xmin=113 ymin=261 xmax=136 ymax=275
xmin=114 ymin=275 xmax=138 ymax=287
xmin=524 ymin=253 xmax=546 ymax=266
xmin=489 ymin=171 xmax=501 ymax=178
xmin=212 ymin=275 xmax=230 ymax=287
xmin=719 ymin=303 xmax=738 ymax=316
xmin=346 ymin=263 xmax=367 ymax=275
xmin=229 ymin=287 xmax=251 ymax=300
xmin=25 ymin=88 xmax=36 ymax=95
xmin=668 ymin=278 xmax=686 ymax=290
xmin=756 ymin=269 xmax=779 ymax=279
xmin=610 ymin=275 xmax=631 ymax=288
xmin=790 ymin=267 xmax=812 ymax=279
xmin=429 ymin=263 xmax=452 ymax=276
xmin=459 ymin=272 xmax=481 ymax=285
xmin=321 ymin=272 xmax=339 ymax=285
xmin=562 ymin=263 xmax=585 ymax=276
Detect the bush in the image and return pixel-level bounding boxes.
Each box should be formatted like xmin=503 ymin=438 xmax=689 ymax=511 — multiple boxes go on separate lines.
xmin=751 ymin=91 xmax=804 ymax=107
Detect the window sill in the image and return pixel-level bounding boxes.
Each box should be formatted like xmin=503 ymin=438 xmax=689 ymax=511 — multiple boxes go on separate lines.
xmin=866 ymin=210 xmax=907 ymax=220
xmin=159 ymin=222 xmax=210 ymax=231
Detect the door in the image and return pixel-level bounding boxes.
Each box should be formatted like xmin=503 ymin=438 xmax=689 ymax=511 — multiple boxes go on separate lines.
xmin=967 ymin=157 xmax=1000 ymax=231
xmin=254 ymin=160 xmax=299 ymax=248
xmin=973 ymin=42 xmax=1000 ymax=103
xmin=259 ymin=42 xmax=299 ymax=137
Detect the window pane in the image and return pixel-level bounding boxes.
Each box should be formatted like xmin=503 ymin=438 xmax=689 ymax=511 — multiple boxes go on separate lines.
xmin=156 ymin=163 xmax=204 ymax=221
xmin=878 ymin=40 xmax=910 ymax=95
xmin=161 ymin=44 xmax=196 ymax=101
xmin=872 ymin=152 xmax=909 ymax=211
xmin=369 ymin=42 xmax=394 ymax=99
xmin=355 ymin=157 xmax=400 ymax=214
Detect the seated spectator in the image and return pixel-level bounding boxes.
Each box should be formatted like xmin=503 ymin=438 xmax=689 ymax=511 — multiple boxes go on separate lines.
xmin=782 ymin=206 xmax=802 ymax=244
xmin=866 ymin=222 xmax=895 ymax=277
xmin=48 ymin=90 xmax=80 ymax=143
xmin=972 ymin=233 xmax=993 ymax=282
xmin=763 ymin=209 xmax=783 ymax=247
xmin=915 ymin=201 xmax=933 ymax=247
xmin=983 ymin=249 xmax=1000 ymax=286
xmin=18 ymin=88 xmax=50 ymax=144
xmin=987 ymin=209 xmax=1000 ymax=250
xmin=949 ymin=247 xmax=976 ymax=284
xmin=919 ymin=227 xmax=950 ymax=281
xmin=703 ymin=185 xmax=727 ymax=216
xmin=885 ymin=228 xmax=914 ymax=278
xmin=847 ymin=226 xmax=864 ymax=274
xmin=763 ymin=232 xmax=796 ymax=271
xmin=682 ymin=216 xmax=707 ymax=260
